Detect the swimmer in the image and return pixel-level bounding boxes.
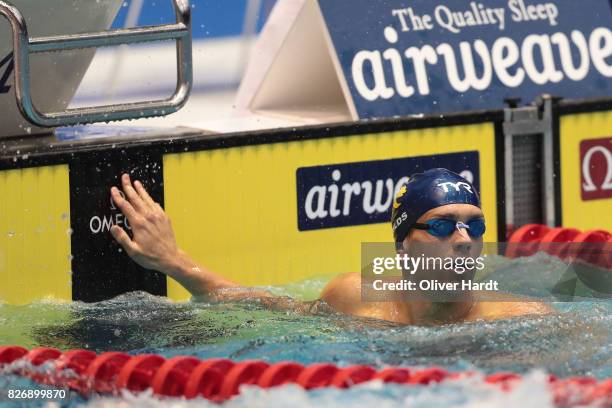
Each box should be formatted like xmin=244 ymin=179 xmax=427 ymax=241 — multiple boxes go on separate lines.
xmin=109 ymin=169 xmax=552 ymax=325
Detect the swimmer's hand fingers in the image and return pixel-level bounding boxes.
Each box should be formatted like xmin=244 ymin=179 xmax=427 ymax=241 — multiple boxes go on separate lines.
xmin=110 ymin=225 xmax=138 ymax=254
xmin=109 ymin=173 xmax=181 ymax=275
xmin=121 ymin=173 xmax=147 ymax=211
xmin=111 ymin=184 xmax=137 ymax=220
xmin=134 ymin=179 xmax=157 ymax=208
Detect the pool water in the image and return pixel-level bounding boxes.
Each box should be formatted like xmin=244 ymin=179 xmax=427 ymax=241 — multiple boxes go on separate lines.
xmin=0 ymin=253 xmax=610 ymax=407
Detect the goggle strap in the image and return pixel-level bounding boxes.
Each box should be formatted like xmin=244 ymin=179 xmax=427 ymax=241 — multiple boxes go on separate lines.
xmin=412 ymin=223 xmax=431 ymax=230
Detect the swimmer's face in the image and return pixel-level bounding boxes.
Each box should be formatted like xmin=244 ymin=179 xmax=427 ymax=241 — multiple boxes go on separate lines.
xmin=400 ymin=203 xmax=484 ymax=260
xmin=398 ymin=204 xmax=484 ymax=288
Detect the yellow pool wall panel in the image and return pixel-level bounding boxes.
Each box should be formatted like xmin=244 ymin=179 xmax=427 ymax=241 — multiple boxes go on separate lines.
xmin=0 ymin=165 xmax=71 ymax=304
xmin=560 ymin=110 xmax=612 ymax=231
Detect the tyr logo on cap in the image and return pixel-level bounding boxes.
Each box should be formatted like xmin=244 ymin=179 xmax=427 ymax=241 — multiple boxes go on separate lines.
xmin=437 ymin=182 xmax=474 ymax=194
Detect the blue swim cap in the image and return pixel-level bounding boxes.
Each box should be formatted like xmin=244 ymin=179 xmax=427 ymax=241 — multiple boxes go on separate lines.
xmin=391 ymin=168 xmax=481 ymax=242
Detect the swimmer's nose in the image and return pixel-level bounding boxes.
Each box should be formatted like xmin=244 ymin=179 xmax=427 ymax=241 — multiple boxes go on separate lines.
xmin=453 ymin=242 xmax=472 ymax=256
xmin=452 ymin=225 xmax=473 ymax=255
xmin=455 ymin=223 xmax=471 ymax=240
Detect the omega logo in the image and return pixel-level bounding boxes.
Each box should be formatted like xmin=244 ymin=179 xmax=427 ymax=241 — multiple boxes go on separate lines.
xmin=580 ymin=137 xmax=612 ymax=201
xmin=89 ymin=189 xmax=131 ymax=234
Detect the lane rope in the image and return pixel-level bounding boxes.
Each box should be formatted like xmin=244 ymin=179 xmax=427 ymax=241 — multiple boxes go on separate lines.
xmin=506 ymin=224 xmax=611 ymax=269
xmin=1 ymin=346 xmax=610 ymax=405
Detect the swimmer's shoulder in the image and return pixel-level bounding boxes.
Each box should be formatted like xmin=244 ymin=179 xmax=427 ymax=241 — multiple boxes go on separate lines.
xmin=319 ymin=273 xmax=410 ymax=323
xmin=320 ymin=272 xmax=363 ymax=315
xmin=470 ymin=292 xmax=555 ymax=321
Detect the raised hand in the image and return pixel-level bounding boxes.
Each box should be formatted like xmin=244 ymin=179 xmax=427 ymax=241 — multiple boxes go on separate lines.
xmin=110 ymin=173 xmax=181 ymax=275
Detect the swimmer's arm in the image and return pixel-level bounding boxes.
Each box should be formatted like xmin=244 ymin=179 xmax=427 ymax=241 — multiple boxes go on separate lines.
xmin=164 ymin=250 xmax=285 ymax=302
xmin=109 ymin=174 xmax=341 ymax=311
xmin=109 ymin=173 xmax=266 ymax=299
xmin=160 ymin=249 xmax=242 ymax=297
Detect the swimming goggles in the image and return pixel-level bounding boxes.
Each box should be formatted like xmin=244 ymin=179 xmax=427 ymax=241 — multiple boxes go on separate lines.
xmin=411 ymin=218 xmax=486 ymax=238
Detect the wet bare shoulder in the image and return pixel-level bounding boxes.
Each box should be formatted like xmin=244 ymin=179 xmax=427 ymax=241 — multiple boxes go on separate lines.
xmin=319 ymin=273 xmax=408 ymax=323
xmin=472 ymin=298 xmax=555 ymax=321
xmin=320 ymin=272 xmax=363 ymax=315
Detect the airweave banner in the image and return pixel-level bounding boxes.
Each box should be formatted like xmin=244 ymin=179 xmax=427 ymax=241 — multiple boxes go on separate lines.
xmin=317 ymin=0 xmax=612 ymax=118
xmin=296 ymin=152 xmax=480 ymax=231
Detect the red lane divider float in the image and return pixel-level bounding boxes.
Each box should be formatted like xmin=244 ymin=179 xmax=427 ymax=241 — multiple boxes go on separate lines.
xmin=506 ymin=224 xmax=612 ymax=269
xmin=506 ymin=224 xmax=551 ymax=258
xmin=0 ymin=346 xmax=610 ymax=406
xmin=539 ymin=227 xmax=581 ymax=260
xmin=185 ymin=358 xmax=234 ymax=400
xmin=116 ymin=354 xmax=165 ymax=393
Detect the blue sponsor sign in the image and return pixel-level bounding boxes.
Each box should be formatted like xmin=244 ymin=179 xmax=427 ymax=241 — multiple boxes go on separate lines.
xmin=296 ymin=152 xmax=480 ymax=231
xmin=317 ymin=0 xmax=612 ymax=118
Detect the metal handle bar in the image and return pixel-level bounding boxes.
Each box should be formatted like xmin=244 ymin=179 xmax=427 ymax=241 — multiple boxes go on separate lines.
xmin=0 ymin=0 xmax=192 ymax=127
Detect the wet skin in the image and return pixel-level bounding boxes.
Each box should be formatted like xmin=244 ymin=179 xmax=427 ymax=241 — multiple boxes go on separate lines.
xmin=110 ymin=174 xmax=553 ymax=326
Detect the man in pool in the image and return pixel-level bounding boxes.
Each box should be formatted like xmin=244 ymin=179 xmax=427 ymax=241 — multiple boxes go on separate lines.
xmin=109 ymin=168 xmax=552 ymax=325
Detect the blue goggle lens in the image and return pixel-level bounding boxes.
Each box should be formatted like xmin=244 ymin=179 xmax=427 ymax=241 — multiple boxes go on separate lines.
xmin=426 ymin=218 xmax=486 ymax=238
xmin=466 ymin=218 xmax=486 ymax=238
